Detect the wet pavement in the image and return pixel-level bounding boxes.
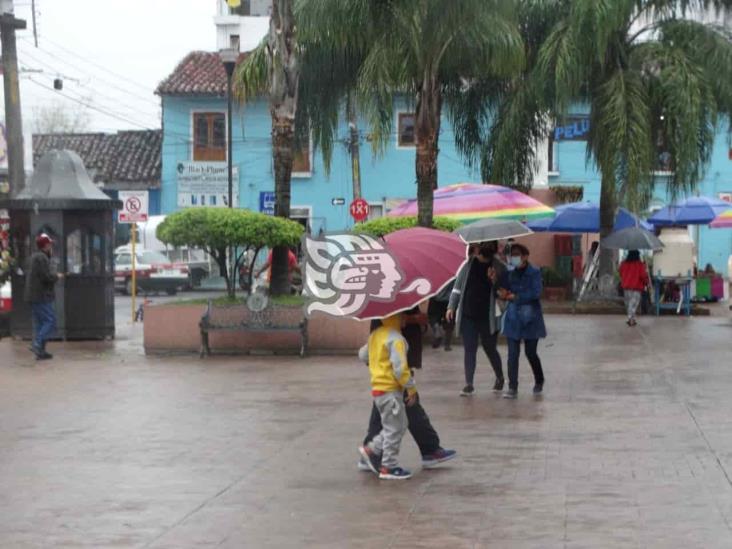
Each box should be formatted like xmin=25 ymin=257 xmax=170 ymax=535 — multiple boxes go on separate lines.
xmin=2 ymin=313 xmax=732 ymax=548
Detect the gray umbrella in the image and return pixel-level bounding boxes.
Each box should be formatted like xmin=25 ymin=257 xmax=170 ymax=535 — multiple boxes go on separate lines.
xmin=600 ymin=226 xmax=664 ymax=251
xmin=455 ymin=218 xmax=532 ymax=243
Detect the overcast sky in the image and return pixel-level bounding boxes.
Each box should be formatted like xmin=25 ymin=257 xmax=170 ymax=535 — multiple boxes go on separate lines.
xmin=13 ymin=0 xmax=214 ymax=133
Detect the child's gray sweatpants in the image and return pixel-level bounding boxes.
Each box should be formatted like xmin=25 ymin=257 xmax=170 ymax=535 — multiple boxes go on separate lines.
xmin=369 ymin=390 xmax=408 ymax=469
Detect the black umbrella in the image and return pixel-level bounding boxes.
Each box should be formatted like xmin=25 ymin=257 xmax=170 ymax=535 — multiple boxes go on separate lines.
xmin=600 ymin=227 xmax=664 ymax=251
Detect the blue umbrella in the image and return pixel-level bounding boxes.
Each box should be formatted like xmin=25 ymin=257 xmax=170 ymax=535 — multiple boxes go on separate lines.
xmin=526 ymin=202 xmax=652 ymax=233
xmin=647 ymin=196 xmax=732 ymax=226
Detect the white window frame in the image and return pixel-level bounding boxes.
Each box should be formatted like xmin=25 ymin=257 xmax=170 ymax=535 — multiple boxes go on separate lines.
xmin=395 ymin=111 xmax=417 ymax=150
xmin=290 ymin=205 xmax=313 ymax=229
xmin=190 ymin=109 xmax=228 ymax=162
xmin=367 ymin=201 xmax=385 ymax=221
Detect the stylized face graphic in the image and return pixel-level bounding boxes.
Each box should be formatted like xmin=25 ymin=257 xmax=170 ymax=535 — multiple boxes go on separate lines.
xmin=302 ymin=233 xmax=430 ymax=318
xmin=330 ymin=251 xmax=403 ymax=299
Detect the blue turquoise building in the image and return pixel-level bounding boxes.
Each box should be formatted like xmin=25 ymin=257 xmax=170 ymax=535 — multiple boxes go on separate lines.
xmin=157 ymin=52 xmax=732 ymax=275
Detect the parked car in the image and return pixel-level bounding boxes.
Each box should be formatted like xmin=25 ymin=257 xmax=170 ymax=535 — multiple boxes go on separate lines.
xmin=114 ymin=249 xmax=188 ymax=296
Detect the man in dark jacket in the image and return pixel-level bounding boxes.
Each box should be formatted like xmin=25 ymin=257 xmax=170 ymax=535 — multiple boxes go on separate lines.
xmin=24 ymin=233 xmax=63 ymax=360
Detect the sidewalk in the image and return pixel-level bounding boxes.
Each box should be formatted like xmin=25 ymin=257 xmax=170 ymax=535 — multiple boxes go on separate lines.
xmin=1 ymin=314 xmax=732 ymax=547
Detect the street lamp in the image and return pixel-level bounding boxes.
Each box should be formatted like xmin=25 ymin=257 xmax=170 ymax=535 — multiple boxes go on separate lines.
xmin=220 ymin=48 xmax=238 ymax=209
xmin=220 ymin=48 xmax=238 ymax=294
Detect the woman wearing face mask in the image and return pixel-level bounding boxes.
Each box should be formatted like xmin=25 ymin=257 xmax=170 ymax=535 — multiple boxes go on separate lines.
xmin=446 ymin=241 xmax=507 ymax=397
xmin=498 ymin=244 xmax=546 ymax=399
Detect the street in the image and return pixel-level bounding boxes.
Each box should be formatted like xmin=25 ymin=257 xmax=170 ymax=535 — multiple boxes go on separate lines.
xmin=2 ymin=314 xmax=732 ymax=547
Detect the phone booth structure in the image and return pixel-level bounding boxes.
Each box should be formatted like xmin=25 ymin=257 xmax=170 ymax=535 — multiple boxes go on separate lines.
xmin=0 ymin=150 xmax=121 ymax=339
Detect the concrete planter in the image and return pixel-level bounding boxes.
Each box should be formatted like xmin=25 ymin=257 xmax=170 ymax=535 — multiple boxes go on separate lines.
xmin=143 ymin=303 xmax=369 ymax=355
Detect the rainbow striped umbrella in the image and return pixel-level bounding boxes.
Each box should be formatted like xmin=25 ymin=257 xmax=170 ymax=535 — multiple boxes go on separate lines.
xmin=710 ymin=209 xmax=732 ymax=228
xmin=387 ymin=183 xmax=554 ymax=224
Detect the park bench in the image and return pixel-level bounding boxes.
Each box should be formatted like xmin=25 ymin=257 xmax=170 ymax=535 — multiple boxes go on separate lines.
xmin=199 ymin=295 xmax=308 ymax=358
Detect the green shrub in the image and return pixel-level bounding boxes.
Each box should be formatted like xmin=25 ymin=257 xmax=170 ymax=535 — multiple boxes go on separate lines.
xmin=353 ymin=216 xmax=460 ymax=237
xmin=541 ymin=266 xmax=570 ymax=287
xmin=157 ymin=208 xmax=303 ymax=297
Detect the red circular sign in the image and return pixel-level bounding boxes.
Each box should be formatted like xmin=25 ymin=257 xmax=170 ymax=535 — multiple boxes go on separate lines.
xmin=350 ymin=198 xmax=369 ymax=222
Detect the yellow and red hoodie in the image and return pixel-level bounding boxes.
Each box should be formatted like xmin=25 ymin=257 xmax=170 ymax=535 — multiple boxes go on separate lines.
xmin=364 ymin=315 xmax=417 ymax=397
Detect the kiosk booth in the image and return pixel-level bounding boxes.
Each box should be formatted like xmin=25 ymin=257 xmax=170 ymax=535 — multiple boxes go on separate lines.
xmin=0 ymin=150 xmax=120 ymax=339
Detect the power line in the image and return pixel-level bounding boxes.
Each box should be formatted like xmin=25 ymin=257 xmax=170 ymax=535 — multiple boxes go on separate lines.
xmin=26 ymin=76 xmax=156 ymax=131
xmin=20 ymin=34 xmax=153 ymax=94
xmin=19 ymin=46 xmax=161 ymax=112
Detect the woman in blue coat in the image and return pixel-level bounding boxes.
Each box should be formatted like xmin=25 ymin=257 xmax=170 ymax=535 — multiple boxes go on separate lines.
xmin=498 ymin=243 xmax=546 ymax=399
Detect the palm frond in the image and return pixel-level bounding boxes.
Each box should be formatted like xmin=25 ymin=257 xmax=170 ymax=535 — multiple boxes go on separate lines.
xmin=233 ymin=41 xmax=269 ymax=102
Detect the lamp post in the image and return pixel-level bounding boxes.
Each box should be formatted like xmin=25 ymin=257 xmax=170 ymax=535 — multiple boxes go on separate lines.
xmin=220 ymin=48 xmax=238 ymax=209
xmin=220 ymin=48 xmax=238 ymax=294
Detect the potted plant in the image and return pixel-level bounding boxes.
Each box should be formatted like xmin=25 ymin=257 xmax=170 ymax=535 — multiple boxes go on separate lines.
xmin=541 ymin=267 xmax=570 ymax=301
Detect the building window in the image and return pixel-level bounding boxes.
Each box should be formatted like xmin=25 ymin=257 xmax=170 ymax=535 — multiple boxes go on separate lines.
xmin=292 ymin=135 xmax=312 ymax=177
xmin=398 ymin=112 xmax=416 ymax=147
xmin=368 ymin=204 xmax=384 ymax=221
xmin=193 ymin=112 xmax=226 ymax=162
xmin=229 ymin=34 xmax=240 ymax=50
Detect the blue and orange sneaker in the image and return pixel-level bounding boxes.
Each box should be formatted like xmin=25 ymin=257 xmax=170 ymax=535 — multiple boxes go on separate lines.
xmin=358 ymin=446 xmax=381 ymax=475
xmin=379 ymin=466 xmax=412 ymax=480
xmin=421 ymin=448 xmax=457 ymax=468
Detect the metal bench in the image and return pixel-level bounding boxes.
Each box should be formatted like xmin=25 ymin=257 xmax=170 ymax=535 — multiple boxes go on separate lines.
xmin=199 ymin=295 xmax=308 ymax=358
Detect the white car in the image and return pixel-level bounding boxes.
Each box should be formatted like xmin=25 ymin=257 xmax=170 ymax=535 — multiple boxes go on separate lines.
xmin=114 ymin=249 xmax=189 ymax=296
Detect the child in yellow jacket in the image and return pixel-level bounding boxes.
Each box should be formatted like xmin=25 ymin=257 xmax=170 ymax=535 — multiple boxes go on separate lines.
xmin=358 ymin=314 xmax=416 ymax=480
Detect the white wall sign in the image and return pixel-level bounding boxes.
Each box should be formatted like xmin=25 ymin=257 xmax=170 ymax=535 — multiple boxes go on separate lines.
xmin=119 ymin=191 xmax=149 ymax=224
xmin=176 ymin=161 xmax=239 ymax=208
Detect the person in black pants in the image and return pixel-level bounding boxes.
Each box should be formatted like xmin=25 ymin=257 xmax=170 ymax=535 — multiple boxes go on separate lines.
xmin=358 ymin=317 xmax=457 ymax=470
xmin=446 ymin=242 xmax=506 ymax=397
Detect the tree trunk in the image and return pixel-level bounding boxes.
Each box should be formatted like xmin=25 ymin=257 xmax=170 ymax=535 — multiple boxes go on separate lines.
xmin=414 ymin=76 xmax=442 ymax=228
xmin=268 ymin=0 xmax=299 ymax=296
xmin=271 ymin=117 xmax=294 ymax=295
xmin=598 ymin=172 xmax=617 ymax=277
xmin=214 ymin=248 xmax=234 ymax=299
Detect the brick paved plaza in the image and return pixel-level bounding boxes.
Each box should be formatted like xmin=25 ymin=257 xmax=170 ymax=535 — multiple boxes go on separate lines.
xmin=2 ymin=314 xmax=732 ymax=548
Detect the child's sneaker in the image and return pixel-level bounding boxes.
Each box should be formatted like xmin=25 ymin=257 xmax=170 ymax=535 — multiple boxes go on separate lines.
xmin=421 ymin=448 xmax=457 ymax=468
xmin=379 ymin=466 xmax=412 ymax=480
xmin=358 ymin=446 xmax=381 ymax=475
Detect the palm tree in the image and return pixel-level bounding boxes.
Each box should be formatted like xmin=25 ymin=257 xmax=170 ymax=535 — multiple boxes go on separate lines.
xmin=296 ymin=0 xmax=524 ymax=228
xmin=460 ymin=0 xmax=732 ymax=276
xmin=237 ymin=0 xmax=300 ymax=296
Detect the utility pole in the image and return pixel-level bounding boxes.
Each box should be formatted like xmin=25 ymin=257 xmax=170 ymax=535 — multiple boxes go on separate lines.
xmin=0 ymin=0 xmax=26 ymax=197
xmin=347 ymin=95 xmax=362 ymax=199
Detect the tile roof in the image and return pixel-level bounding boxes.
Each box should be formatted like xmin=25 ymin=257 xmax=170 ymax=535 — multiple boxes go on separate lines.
xmin=32 ymin=130 xmax=162 ymax=189
xmin=156 ymin=50 xmax=250 ymax=96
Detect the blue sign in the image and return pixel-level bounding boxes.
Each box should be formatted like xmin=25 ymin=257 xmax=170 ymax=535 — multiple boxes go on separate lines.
xmin=259 ymin=191 xmax=276 ymax=215
xmin=554 ymin=117 xmax=590 ymax=141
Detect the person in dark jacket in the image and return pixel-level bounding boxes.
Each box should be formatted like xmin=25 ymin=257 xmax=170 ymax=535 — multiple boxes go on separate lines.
xmin=359 ymin=319 xmax=457 ymax=471
xmin=446 ymin=242 xmax=507 ymax=397
xmin=24 ymin=233 xmax=63 ymax=360
xmin=498 ymin=243 xmax=546 ymax=398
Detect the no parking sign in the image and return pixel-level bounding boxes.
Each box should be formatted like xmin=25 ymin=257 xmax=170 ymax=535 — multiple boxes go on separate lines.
xmin=118 ymin=191 xmax=149 ymax=224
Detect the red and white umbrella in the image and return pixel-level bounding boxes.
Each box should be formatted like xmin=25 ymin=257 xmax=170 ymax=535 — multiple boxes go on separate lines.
xmin=303 ymin=227 xmax=467 ymax=320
